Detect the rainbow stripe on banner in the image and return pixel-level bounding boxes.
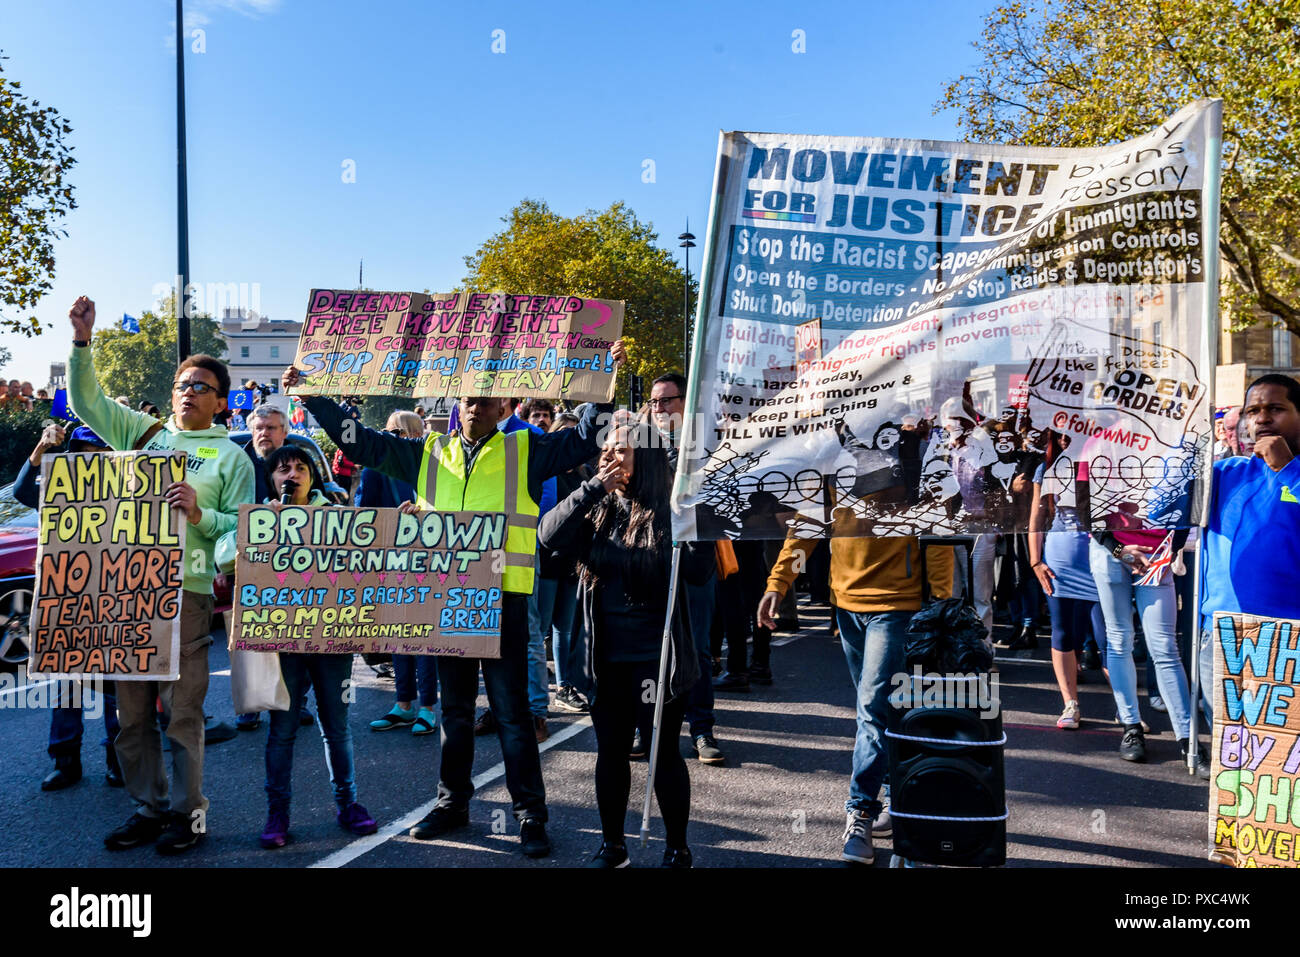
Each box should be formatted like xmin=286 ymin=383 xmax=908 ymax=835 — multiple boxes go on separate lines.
xmin=742 ymin=209 xmax=817 ymax=223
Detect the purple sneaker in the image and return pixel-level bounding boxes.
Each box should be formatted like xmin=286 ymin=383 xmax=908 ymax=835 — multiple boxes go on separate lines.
xmin=338 ymin=802 xmax=378 ymax=836
xmin=260 ymin=810 xmax=289 ymax=849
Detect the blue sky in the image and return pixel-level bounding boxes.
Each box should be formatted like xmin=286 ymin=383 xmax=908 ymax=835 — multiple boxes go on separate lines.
xmin=2 ymin=0 xmax=986 ymax=382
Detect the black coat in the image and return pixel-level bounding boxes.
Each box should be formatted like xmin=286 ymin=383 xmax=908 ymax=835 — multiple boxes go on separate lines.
xmin=538 ymin=476 xmax=713 ymax=701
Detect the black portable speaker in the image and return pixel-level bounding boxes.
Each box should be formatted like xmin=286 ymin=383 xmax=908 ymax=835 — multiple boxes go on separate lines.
xmin=888 ymin=694 xmax=1007 ymax=867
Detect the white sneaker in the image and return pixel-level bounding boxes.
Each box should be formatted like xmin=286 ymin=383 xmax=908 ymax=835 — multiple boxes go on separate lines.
xmin=1150 ymin=695 xmax=1167 ymax=713
xmin=1057 ymin=700 xmax=1081 ymax=729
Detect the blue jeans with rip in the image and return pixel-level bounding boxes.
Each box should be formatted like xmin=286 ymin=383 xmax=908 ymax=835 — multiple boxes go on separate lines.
xmin=1088 ymin=541 xmax=1193 ymax=739
xmin=837 ymin=607 xmax=912 ymax=818
xmin=266 ymin=653 xmax=357 ymax=813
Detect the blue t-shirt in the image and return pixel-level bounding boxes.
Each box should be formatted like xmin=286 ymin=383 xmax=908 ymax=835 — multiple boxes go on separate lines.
xmin=1202 ymin=455 xmax=1300 ymax=625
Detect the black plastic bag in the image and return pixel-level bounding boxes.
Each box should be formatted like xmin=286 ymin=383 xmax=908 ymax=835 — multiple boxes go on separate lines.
xmin=905 ymin=598 xmax=992 ymax=673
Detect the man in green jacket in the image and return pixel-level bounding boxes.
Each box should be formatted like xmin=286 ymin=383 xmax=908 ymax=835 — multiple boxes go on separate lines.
xmin=67 ymin=296 xmax=255 ymax=855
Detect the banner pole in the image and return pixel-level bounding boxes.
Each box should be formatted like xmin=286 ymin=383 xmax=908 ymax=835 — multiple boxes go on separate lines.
xmin=641 ymin=543 xmax=682 ymax=848
xmin=1188 ymin=99 xmax=1223 ymax=776
xmin=673 ymin=135 xmax=731 ymax=509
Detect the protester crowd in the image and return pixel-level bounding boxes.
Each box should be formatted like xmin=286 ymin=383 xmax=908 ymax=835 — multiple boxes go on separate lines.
xmin=12 ymin=293 xmax=1299 ymax=867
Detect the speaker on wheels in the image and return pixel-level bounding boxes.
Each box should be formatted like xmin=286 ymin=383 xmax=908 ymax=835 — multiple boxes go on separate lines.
xmin=887 ymin=683 xmax=1006 ymax=867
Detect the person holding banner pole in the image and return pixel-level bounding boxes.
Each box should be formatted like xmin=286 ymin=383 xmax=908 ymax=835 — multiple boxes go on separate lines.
xmin=1088 ymin=522 xmax=1202 ymax=774
xmin=284 ymin=340 xmax=623 ymax=859
xmin=1196 ymin=375 xmax=1300 ymax=728
xmin=538 ymin=422 xmax=712 ymax=867
xmin=67 ymin=296 xmax=256 ymax=855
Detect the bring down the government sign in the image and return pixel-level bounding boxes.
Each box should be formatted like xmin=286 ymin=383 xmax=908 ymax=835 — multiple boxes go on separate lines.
xmin=672 ymin=100 xmax=1222 ymax=541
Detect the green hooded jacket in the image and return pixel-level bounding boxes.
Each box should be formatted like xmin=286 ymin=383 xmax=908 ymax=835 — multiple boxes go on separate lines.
xmin=69 ymin=345 xmax=256 ymax=594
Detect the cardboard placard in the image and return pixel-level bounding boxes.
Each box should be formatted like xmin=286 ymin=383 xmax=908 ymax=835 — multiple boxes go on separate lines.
xmin=230 ymin=504 xmax=505 ymax=659
xmin=292 ymin=289 xmax=623 ymax=402
xmin=30 ymin=451 xmax=187 ymax=679
xmin=794 ymin=317 xmax=823 ymax=418
xmin=1215 ymin=363 xmax=1249 ymax=410
xmin=1209 ymin=612 xmax=1300 ymax=867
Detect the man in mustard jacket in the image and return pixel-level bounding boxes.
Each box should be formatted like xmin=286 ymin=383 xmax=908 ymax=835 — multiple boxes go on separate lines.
xmin=759 ymin=515 xmax=952 ymax=866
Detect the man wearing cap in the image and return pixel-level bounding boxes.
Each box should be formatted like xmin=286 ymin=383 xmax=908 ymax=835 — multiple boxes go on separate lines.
xmin=14 ymin=423 xmax=123 ymax=792
xmin=283 ymin=341 xmax=624 ymax=859
xmin=67 ymin=296 xmax=256 ymax=855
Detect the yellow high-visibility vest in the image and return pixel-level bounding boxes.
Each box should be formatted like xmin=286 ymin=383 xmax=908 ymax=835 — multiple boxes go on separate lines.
xmin=416 ymin=429 xmax=537 ymax=593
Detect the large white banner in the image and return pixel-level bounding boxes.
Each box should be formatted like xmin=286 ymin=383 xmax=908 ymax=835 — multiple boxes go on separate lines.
xmin=672 ymin=101 xmax=1221 ymax=541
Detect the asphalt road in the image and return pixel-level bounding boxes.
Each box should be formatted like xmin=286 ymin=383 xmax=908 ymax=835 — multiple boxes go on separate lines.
xmin=0 ymin=597 xmax=1215 ymax=869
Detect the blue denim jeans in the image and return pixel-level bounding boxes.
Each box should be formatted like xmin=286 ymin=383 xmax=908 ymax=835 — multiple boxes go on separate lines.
xmin=537 ymin=575 xmax=579 ymax=689
xmin=1088 ymin=542 xmax=1193 ymax=739
xmin=266 ymin=653 xmax=357 ymax=813
xmin=526 ymin=558 xmax=549 ymax=717
xmin=837 ymin=607 xmax=912 ymax=818
xmin=393 ymin=654 xmax=438 ymax=708
xmin=1197 ymin=627 xmax=1215 ymax=729
xmin=48 ymin=682 xmax=119 ymax=760
xmin=683 ymin=572 xmax=718 ymax=739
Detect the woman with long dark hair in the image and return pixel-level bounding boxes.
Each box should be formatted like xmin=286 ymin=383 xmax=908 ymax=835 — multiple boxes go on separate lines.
xmin=539 ymin=422 xmax=712 ymax=867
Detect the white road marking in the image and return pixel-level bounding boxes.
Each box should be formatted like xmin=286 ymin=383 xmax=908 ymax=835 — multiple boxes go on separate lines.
xmin=0 ymin=677 xmax=60 ymax=700
xmin=311 ymin=715 xmax=593 ymax=868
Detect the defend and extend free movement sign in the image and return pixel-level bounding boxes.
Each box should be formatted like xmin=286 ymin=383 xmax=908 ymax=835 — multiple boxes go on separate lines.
xmin=291 ymin=289 xmax=623 ymax=403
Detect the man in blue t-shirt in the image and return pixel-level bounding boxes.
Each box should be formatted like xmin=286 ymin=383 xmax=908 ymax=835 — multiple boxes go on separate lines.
xmin=1199 ymin=373 xmax=1300 ymax=722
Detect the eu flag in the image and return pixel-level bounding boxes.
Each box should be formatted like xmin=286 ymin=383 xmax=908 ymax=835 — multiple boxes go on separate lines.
xmin=50 ymin=388 xmax=80 ymax=423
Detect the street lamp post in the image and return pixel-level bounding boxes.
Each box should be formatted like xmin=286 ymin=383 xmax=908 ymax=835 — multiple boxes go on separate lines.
xmin=678 ymin=222 xmax=695 ymax=370
xmin=176 ymin=0 xmax=192 ymax=362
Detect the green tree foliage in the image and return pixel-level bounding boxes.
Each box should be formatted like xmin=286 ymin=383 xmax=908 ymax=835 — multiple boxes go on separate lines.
xmin=0 ymin=51 xmax=76 ymax=337
xmin=938 ymin=0 xmax=1300 ymax=340
xmin=0 ymin=345 xmax=11 ymax=375
xmin=90 ymin=302 xmax=227 ymax=411
xmin=462 ymin=200 xmax=695 ymax=398
xmin=0 ymin=403 xmax=47 ymax=486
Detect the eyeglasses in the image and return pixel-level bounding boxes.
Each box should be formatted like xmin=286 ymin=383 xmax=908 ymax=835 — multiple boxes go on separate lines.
xmin=648 ymin=395 xmax=684 ymax=409
xmin=173 ymin=381 xmax=217 ymax=395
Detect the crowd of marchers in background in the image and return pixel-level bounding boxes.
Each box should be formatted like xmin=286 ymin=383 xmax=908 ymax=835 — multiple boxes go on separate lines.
xmin=10 ymin=294 xmax=1299 ymax=867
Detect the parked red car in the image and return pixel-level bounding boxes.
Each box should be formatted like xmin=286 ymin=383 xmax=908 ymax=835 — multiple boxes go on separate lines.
xmin=0 ymin=482 xmax=37 ymax=668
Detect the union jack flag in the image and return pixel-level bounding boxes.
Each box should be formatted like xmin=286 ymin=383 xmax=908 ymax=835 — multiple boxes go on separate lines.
xmin=1135 ymin=531 xmax=1176 ymax=586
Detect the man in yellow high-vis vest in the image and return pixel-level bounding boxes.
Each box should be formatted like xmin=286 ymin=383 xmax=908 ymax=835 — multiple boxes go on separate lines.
xmin=284 ymin=342 xmax=622 ymax=858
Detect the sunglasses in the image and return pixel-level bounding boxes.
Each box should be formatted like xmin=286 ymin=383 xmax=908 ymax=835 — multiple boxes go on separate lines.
xmin=173 ymin=381 xmax=217 ymax=395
